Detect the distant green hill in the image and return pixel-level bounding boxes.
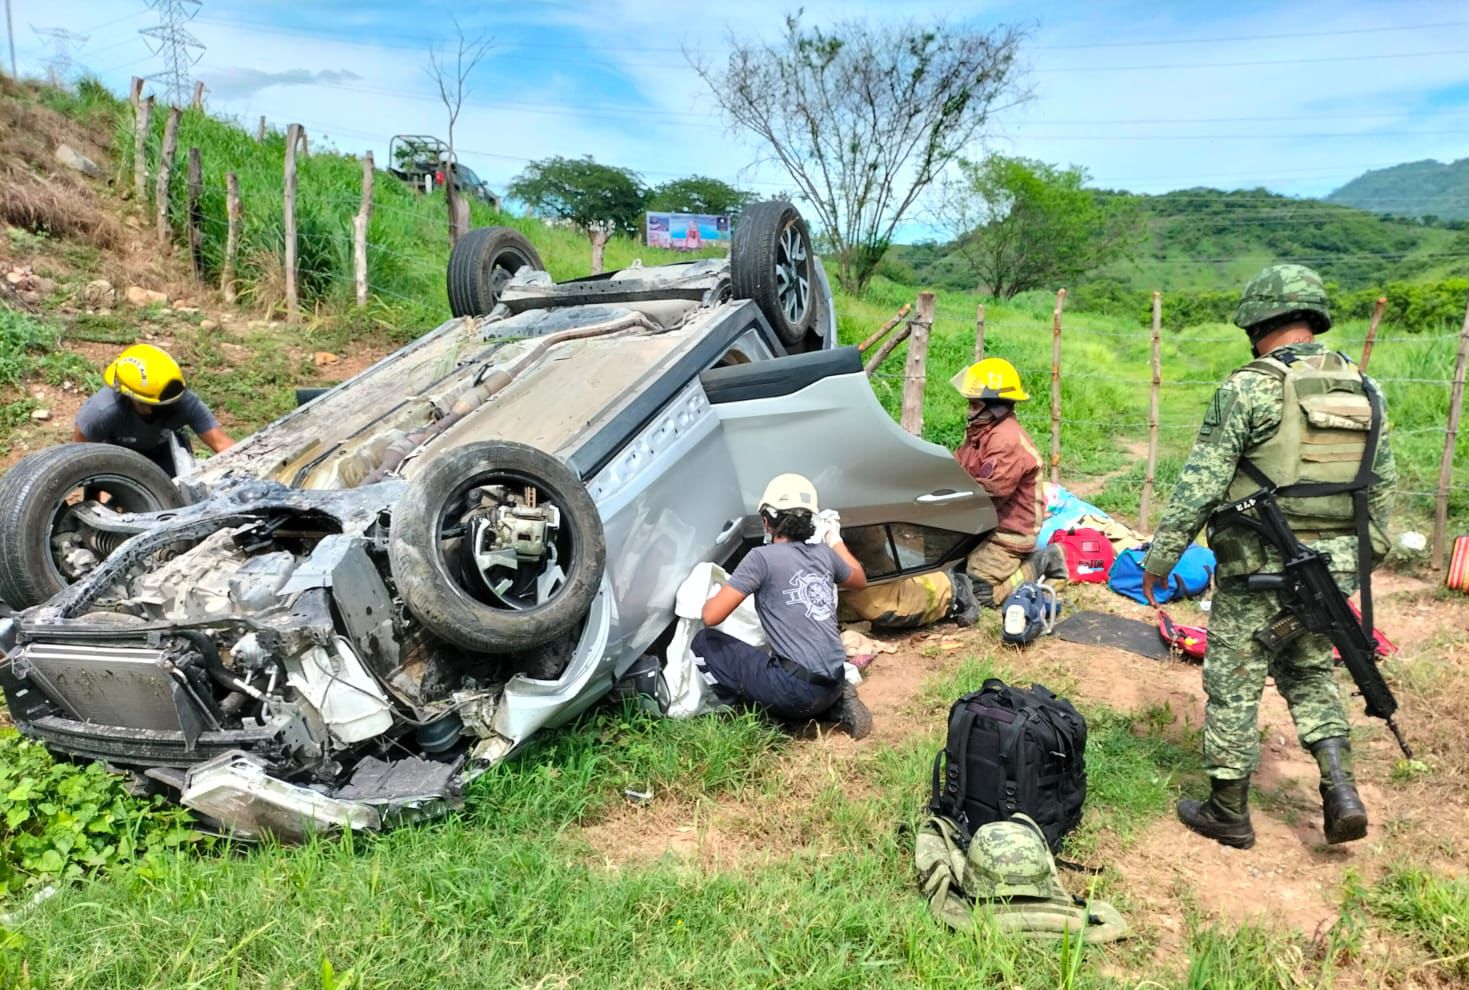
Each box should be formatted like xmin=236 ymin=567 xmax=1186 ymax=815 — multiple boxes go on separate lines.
xmin=891 ymin=186 xmax=1464 ymax=298
xmin=1327 ymin=158 xmax=1469 ymax=221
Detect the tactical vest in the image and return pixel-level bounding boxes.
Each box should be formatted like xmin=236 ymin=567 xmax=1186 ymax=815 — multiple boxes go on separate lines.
xmin=1224 ymin=350 xmax=1374 ymax=533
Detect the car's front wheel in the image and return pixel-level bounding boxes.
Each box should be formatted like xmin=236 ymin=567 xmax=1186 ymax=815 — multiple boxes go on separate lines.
xmin=0 ymin=443 xmax=186 ymax=609
xmin=388 ymin=441 xmax=606 ymax=668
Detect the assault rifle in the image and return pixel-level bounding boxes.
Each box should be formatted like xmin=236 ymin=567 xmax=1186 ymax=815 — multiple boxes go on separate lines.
xmin=1211 ymin=489 xmax=1412 ymax=757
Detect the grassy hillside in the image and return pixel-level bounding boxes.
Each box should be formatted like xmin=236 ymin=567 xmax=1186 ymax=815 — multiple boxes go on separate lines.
xmin=1328 ymin=157 xmax=1469 ymax=221
xmin=893 ymin=187 xmax=1466 ymax=301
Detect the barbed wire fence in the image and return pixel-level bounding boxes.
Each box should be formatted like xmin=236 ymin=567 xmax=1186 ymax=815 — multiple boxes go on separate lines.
xmin=863 ymin=287 xmax=1469 ymax=572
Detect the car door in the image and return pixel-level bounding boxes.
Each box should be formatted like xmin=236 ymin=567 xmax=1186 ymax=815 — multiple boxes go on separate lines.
xmin=701 ymin=347 xmax=997 ymax=579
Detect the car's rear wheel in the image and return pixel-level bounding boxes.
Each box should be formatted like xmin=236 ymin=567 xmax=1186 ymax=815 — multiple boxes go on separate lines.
xmin=447 ymin=226 xmax=544 ymax=317
xmin=0 ymin=443 xmax=185 ymax=609
xmin=388 ymin=441 xmax=605 ymax=663
xmin=732 ymin=201 xmax=816 ymax=347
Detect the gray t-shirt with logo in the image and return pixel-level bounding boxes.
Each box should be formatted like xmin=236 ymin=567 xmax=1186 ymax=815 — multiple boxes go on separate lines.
xmin=75 ymin=388 xmax=218 ymax=452
xmin=728 ymin=541 xmax=851 ymax=678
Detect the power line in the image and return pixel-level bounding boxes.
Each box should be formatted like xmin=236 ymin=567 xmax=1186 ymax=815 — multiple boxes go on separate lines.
xmin=141 ymin=0 xmax=204 ymax=107
xmin=1032 ymin=47 xmax=1469 ymax=73
xmin=1032 ymin=19 xmax=1469 ymax=50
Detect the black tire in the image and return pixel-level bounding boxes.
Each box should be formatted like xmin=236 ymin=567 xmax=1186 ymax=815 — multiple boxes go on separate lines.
xmin=0 ymin=443 xmax=184 ymax=609
xmin=731 ymin=201 xmax=816 ymax=347
xmin=447 ymin=226 xmax=544 ymax=317
xmin=388 ymin=441 xmax=606 ymax=658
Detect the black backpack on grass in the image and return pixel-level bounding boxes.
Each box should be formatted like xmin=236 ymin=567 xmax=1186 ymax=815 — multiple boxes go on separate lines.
xmin=929 ymin=678 xmax=1087 ymax=853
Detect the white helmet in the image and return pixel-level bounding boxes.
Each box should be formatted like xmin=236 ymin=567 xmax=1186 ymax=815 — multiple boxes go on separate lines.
xmin=759 ymin=473 xmax=819 ymax=515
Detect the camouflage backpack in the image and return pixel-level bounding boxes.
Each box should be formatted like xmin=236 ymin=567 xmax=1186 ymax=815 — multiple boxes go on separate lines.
xmin=914 ymin=812 xmax=1128 ymax=943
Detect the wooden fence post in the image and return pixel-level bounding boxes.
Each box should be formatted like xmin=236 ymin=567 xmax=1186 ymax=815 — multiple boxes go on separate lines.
xmin=354 ymin=151 xmax=374 ymax=306
xmin=588 ymin=225 xmax=608 ymax=274
xmin=974 ymin=303 xmax=986 ymax=362
xmin=186 ymin=147 xmax=203 ymax=282
xmin=864 ymin=321 xmax=912 ymax=376
xmin=222 ymin=171 xmax=240 ymax=303
xmin=858 ymin=303 xmax=910 ymax=354
xmin=191 ymin=80 xmax=205 ymax=111
xmin=129 ymin=76 xmax=144 ymax=109
xmin=900 ymin=291 xmax=935 ymax=436
xmin=1432 ymin=293 xmax=1469 ymax=570
xmin=133 ymin=94 xmax=153 ymax=204
xmin=1360 ymin=296 xmax=1387 ymax=372
xmin=1140 ymin=291 xmax=1163 ymax=527
xmin=154 ymin=106 xmax=181 ymax=244
xmin=1049 ymin=289 xmax=1066 ymax=486
xmin=256 ymin=115 xmax=266 ymax=141
xmin=284 ymin=123 xmax=302 ymax=322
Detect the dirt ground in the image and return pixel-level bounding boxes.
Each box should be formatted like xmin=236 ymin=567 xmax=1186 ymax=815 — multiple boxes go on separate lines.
xmin=578 ymin=570 xmax=1469 ymax=974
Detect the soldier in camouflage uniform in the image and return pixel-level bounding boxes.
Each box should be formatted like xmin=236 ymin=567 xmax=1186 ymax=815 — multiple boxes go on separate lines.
xmin=1142 ymin=264 xmax=1395 ymax=849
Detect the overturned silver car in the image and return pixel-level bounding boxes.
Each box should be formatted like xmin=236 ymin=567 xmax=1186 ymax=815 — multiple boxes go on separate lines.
xmin=0 ymin=203 xmax=996 ymax=838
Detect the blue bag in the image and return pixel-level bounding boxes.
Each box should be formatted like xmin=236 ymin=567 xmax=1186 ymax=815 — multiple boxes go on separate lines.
xmin=1108 ymin=543 xmax=1215 ymax=605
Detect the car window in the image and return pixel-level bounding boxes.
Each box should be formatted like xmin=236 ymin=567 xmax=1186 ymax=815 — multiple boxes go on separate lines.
xmin=843 ymin=522 xmax=970 ymax=580
xmin=458 ymin=165 xmax=481 ymax=186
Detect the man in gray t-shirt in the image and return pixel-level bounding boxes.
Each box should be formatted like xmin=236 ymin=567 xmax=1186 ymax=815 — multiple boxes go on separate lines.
xmin=727 ymin=541 xmax=851 ymax=681
xmin=694 ymin=473 xmax=872 ymax=737
xmin=74 ymin=343 xmax=234 ymax=477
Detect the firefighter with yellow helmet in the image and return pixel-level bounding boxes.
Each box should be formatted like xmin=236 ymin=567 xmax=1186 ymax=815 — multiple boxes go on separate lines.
xmin=74 ymin=343 xmax=234 ymax=476
xmin=841 ymin=356 xmax=1064 ymax=629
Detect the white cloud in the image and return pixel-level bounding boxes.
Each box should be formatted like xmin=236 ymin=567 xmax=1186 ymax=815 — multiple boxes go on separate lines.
xmin=203 ymin=68 xmax=362 ymax=99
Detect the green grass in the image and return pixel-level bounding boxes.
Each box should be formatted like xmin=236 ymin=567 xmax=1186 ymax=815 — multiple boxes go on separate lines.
xmin=1349 ymin=866 xmax=1469 ymax=978
xmin=0 ymin=668 xmax=1198 ymax=990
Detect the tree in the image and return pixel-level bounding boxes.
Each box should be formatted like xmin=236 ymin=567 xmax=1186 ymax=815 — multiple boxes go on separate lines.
xmin=693 ymin=14 xmax=1027 ymax=293
xmin=646 ymin=176 xmax=754 ymax=217
xmin=509 ymin=156 xmax=647 ymax=273
xmin=936 ymin=155 xmax=1140 ymax=300
xmin=428 ymin=20 xmax=494 ymax=247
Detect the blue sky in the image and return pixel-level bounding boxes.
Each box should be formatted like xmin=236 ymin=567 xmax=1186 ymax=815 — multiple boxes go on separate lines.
xmin=9 ymin=0 xmax=1469 ymax=241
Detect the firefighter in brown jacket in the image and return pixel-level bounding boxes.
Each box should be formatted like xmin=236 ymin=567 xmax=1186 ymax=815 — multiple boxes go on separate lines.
xmin=841 ymin=358 xmax=1064 ymax=629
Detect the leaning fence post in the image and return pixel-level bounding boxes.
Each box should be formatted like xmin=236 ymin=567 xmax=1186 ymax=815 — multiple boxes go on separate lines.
xmin=974 ymin=303 xmax=986 ymax=362
xmin=1049 ymin=289 xmax=1066 ymax=486
xmin=222 ymin=171 xmax=240 ymax=303
xmin=129 ymin=75 xmax=144 ymax=109
xmin=191 ymin=80 xmax=206 ymax=111
xmin=354 ymin=151 xmax=374 ymax=306
xmin=1432 ymin=293 xmax=1469 ymax=571
xmin=858 ymin=303 xmax=910 ymax=354
xmin=154 ymin=106 xmax=181 ymax=244
xmin=186 ymin=147 xmax=203 ymax=282
xmin=900 ymin=291 xmax=935 ymax=436
xmin=133 ymin=94 xmax=153 ymax=203
xmin=284 ymin=123 xmax=303 ymax=322
xmin=864 ymin=320 xmax=913 ymax=376
xmin=1360 ymin=296 xmax=1387 ymax=372
xmin=256 ymin=115 xmax=266 ymax=142
xmin=1140 ymin=291 xmax=1163 ymax=527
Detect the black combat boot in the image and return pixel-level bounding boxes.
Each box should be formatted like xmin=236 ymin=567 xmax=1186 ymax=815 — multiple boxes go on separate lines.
xmin=1309 ymin=737 xmax=1368 ymax=844
xmin=948 ymin=571 xmax=979 ymax=628
xmin=1177 ymin=777 xmax=1256 ymax=849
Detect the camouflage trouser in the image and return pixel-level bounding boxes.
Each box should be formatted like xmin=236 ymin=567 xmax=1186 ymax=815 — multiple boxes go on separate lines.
xmin=840 ymin=570 xmax=953 ymax=630
xmin=1202 ymin=572 xmax=1355 ymax=780
xmin=966 ymin=536 xmax=1032 ymax=607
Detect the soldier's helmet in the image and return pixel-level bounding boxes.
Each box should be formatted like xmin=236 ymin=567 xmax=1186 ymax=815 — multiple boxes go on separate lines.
xmin=1234 ymin=263 xmax=1332 ymax=334
xmin=964 ymin=815 xmax=1067 ymax=901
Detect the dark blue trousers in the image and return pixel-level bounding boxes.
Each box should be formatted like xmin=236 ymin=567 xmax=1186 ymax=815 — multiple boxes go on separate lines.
xmin=691 ymin=628 xmax=842 ymax=721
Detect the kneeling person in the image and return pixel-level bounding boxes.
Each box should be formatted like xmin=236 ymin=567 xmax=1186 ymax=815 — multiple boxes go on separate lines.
xmin=75 ymin=343 xmax=234 ymax=478
xmin=694 ymin=474 xmax=872 ymax=738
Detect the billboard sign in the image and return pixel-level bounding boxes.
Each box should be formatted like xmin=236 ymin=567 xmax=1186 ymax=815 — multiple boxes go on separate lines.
xmin=646 ymin=212 xmax=730 ymax=250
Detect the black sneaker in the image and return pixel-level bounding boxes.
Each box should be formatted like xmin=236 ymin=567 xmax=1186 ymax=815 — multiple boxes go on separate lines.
xmin=949 ymin=571 xmax=979 ymax=628
xmin=834 ymin=683 xmax=873 ymax=740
